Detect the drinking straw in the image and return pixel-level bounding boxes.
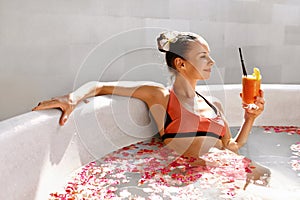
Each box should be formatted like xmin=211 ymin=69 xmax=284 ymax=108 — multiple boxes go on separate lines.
xmin=238 ymin=48 xmax=248 ymax=76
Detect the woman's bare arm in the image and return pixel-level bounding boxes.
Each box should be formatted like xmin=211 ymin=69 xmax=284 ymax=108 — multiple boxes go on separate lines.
xmin=33 ymin=81 xmax=168 ymax=126
xmin=222 ymin=90 xmax=265 ymax=152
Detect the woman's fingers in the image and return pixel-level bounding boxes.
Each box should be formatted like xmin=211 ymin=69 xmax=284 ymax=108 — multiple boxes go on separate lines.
xmin=255 ymin=96 xmax=265 ymax=106
xmin=33 ymin=100 xmax=72 ymax=126
xmin=254 ymin=96 xmax=265 ymax=112
xmin=259 ymin=89 xmax=264 ymax=98
xmin=243 ymin=103 xmax=259 ymax=110
xmin=32 ymin=95 xmax=75 ymax=126
xmin=32 ymin=100 xmax=58 ymax=111
xmin=59 ymin=110 xmax=71 ymax=126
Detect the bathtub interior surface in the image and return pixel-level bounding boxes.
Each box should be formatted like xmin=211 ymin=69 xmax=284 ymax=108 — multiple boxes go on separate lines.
xmin=235 ymin=127 xmax=300 ymax=186
xmin=238 ymin=126 xmax=300 ymax=199
xmin=0 ymin=94 xmax=158 ymax=200
xmin=49 ymin=126 xmax=300 ymax=199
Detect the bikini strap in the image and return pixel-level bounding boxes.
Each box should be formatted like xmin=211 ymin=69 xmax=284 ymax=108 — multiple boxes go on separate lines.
xmin=195 ymin=91 xmax=218 ymax=115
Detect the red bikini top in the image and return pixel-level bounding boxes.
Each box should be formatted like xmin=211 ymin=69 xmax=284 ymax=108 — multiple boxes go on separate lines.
xmin=163 ymin=89 xmax=226 ymax=140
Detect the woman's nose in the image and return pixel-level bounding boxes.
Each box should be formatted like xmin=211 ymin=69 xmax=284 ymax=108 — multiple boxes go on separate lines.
xmin=209 ymin=56 xmax=215 ymax=65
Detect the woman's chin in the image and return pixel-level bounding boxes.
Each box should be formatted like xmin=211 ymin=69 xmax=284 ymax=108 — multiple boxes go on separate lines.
xmin=197 ymin=76 xmax=210 ymax=81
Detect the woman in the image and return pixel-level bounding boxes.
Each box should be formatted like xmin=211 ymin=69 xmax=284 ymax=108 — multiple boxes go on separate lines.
xmin=33 ymin=31 xmax=269 ymax=189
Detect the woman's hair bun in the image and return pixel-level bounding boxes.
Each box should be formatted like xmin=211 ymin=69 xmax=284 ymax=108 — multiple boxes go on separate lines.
xmin=156 ymin=31 xmax=179 ymax=53
xmin=156 ymin=31 xmax=200 ymax=53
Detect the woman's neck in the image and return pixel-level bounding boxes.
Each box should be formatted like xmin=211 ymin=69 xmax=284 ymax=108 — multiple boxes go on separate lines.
xmin=173 ymin=75 xmax=197 ymax=98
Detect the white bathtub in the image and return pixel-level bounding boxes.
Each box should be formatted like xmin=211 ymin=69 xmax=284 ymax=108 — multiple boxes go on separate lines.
xmin=0 ymin=83 xmax=299 ymax=200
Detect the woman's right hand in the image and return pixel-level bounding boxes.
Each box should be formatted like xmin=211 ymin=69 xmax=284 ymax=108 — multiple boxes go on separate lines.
xmin=32 ymin=94 xmax=77 ymax=126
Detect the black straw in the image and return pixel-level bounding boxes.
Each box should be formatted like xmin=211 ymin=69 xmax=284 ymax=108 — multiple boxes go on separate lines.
xmin=238 ymin=48 xmax=248 ymax=76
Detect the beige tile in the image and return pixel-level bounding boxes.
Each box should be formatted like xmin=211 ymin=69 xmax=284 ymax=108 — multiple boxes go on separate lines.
xmin=212 ymin=0 xmax=272 ymax=24
xmin=129 ymin=0 xmax=170 ymax=18
xmin=259 ymin=64 xmax=283 ymax=83
xmin=0 ymin=0 xmax=102 ymax=15
xmin=190 ymin=21 xmax=226 ymax=48
xmin=144 ymin=18 xmax=190 ymax=32
xmin=224 ymin=23 xmax=285 ymax=47
xmin=170 ymin=0 xmax=211 ymax=20
xmin=272 ymin=4 xmax=300 ymax=25
xmin=285 ymin=25 xmax=300 ymax=45
xmin=0 ymin=44 xmax=70 ymax=75
xmin=224 ymin=66 xmax=244 ymax=84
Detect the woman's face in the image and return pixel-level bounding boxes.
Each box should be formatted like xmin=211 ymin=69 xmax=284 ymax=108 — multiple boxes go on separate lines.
xmin=181 ymin=40 xmax=215 ymax=80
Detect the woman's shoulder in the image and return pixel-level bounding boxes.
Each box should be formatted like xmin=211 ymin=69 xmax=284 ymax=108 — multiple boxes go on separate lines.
xmin=146 ymin=85 xmax=170 ymax=104
xmin=204 ymin=95 xmax=224 ymax=113
xmin=135 ymin=83 xmax=170 ymax=108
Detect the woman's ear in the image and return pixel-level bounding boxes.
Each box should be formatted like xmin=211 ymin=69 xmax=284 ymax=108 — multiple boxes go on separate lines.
xmin=173 ymin=57 xmax=185 ymax=71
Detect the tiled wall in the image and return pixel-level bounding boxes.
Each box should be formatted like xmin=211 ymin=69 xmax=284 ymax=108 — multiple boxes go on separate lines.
xmin=1 ymin=0 xmax=300 ymax=120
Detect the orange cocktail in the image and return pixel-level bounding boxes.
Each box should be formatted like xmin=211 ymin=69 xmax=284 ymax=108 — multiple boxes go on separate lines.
xmin=242 ymin=68 xmax=261 ymax=104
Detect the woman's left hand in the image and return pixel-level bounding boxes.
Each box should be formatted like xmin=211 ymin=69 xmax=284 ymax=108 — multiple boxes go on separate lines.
xmin=243 ymin=90 xmax=265 ymax=121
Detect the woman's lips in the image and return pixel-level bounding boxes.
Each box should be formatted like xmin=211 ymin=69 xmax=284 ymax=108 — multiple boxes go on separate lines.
xmin=204 ymin=69 xmax=212 ymax=72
